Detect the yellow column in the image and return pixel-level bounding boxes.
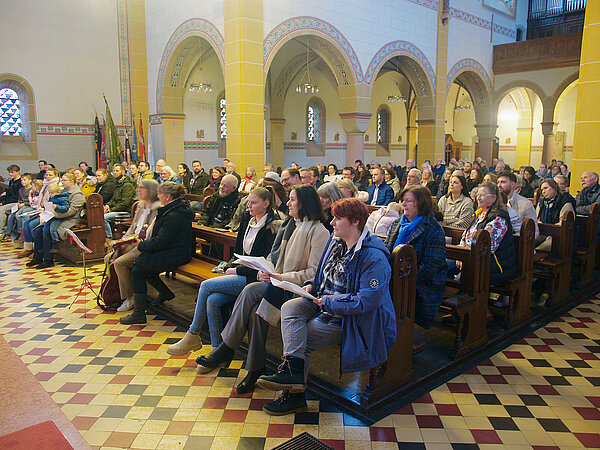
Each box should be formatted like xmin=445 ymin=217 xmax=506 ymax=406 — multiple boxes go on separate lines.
xmin=127 ymin=0 xmax=149 ymax=137
xmin=416 ymin=120 xmax=435 ymax=162
xmin=406 ymin=126 xmax=417 ymax=162
xmin=572 ymin=3 xmax=600 ymax=184
xmin=161 ymin=115 xmax=185 ymax=167
xmin=224 ymin=0 xmax=265 ymax=171
xmin=269 ymin=118 xmax=285 ymax=169
xmin=516 ymin=127 xmax=532 ymax=168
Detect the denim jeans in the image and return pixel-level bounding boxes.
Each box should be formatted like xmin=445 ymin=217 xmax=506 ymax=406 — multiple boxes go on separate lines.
xmin=32 ymin=220 xmax=53 ymax=262
xmin=10 ymin=206 xmax=34 ymax=239
xmin=189 ymin=274 xmax=247 ymax=347
xmin=6 ymin=210 xmax=18 ymax=236
xmin=49 ymin=218 xmax=62 ymax=243
xmin=23 ymin=216 xmax=41 ymax=243
xmin=104 ymin=211 xmax=130 ymax=239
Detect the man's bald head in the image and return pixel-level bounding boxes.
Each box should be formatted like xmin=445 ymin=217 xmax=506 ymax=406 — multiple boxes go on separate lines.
xmin=581 ymin=171 xmax=599 ymax=190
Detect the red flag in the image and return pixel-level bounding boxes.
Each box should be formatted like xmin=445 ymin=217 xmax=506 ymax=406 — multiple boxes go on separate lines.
xmin=138 ymin=116 xmax=146 ymax=161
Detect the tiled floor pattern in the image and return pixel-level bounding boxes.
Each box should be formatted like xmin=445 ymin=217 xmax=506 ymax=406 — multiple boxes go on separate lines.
xmin=2 ymin=244 xmax=600 ymax=449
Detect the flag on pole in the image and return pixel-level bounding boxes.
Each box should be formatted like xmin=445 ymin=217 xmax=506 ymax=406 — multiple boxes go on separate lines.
xmin=138 ymin=115 xmax=146 ymax=161
xmin=124 ymin=130 xmax=131 ymax=164
xmin=94 ymin=113 xmax=102 ymax=170
xmin=131 ymin=115 xmax=138 ymax=162
xmin=103 ymin=95 xmax=123 ymax=167
xmin=99 ymin=115 xmax=107 ymax=169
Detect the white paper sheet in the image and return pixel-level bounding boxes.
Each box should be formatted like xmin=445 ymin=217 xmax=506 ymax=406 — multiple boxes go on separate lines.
xmin=43 ymin=201 xmax=54 ymax=212
xmin=233 ymin=254 xmax=276 ymax=274
xmin=39 ymin=210 xmax=54 ymax=223
xmin=10 ymin=204 xmax=18 ymax=213
xmin=270 ymin=277 xmax=318 ymax=301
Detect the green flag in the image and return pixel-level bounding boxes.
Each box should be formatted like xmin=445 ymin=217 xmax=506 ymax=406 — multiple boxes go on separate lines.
xmin=103 ymin=96 xmax=123 ymax=167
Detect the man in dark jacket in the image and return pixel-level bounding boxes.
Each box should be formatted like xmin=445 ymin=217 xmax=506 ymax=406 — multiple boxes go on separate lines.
xmin=576 ymin=171 xmax=600 ymax=240
xmin=197 ymin=174 xmax=241 ymax=228
xmin=103 ymin=164 xmax=136 ymax=239
xmin=94 ymin=169 xmax=116 ymax=204
xmin=120 ymin=184 xmax=194 ymax=325
xmin=367 ymin=167 xmax=394 ymax=206
xmin=36 ymin=160 xmax=47 ymax=180
xmin=186 ymin=160 xmax=209 ymax=195
xmin=0 ymin=164 xmax=22 ymax=236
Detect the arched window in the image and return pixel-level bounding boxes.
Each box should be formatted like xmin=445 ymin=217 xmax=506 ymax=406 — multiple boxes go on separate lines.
xmin=306 ymin=98 xmax=326 ymax=156
xmin=377 ymin=105 xmax=390 ymax=155
xmin=219 ymin=98 xmax=227 ymax=139
xmin=217 ymin=95 xmax=227 ymax=158
xmin=0 ymin=88 xmax=22 ymax=136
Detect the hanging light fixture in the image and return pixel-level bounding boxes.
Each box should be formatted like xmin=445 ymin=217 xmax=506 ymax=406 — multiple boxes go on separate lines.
xmin=387 ymin=61 xmax=408 ymax=103
xmin=296 ymin=38 xmax=319 ymax=94
xmin=188 ymin=41 xmax=212 ymax=93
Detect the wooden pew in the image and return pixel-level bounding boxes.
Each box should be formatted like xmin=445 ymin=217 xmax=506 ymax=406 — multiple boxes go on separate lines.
xmin=490 ymin=218 xmax=536 ymax=327
xmin=533 ymin=211 xmax=575 ymax=306
xmin=56 ymin=193 xmax=106 ymax=263
xmin=574 ymin=203 xmax=599 ymax=287
xmin=366 ymin=205 xmax=379 ymax=214
xmin=174 ymin=225 xmax=237 ymax=282
xmin=441 ymin=229 xmax=491 ymax=359
xmin=360 ymin=244 xmax=417 ymax=407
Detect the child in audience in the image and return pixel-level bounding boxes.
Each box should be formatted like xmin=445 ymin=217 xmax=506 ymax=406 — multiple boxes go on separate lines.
xmin=4 ymin=174 xmax=33 ymax=244
xmin=47 ymin=183 xmax=70 ymax=245
xmin=366 ymin=202 xmax=402 ymax=236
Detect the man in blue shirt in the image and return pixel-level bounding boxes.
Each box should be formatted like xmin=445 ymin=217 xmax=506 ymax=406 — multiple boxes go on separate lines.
xmin=367 ymin=167 xmax=394 ymax=206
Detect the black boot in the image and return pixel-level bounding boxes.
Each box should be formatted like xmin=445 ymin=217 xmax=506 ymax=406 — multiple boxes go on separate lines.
xmin=196 ymin=343 xmax=234 ymax=369
xmin=263 ymin=391 xmax=307 ymax=416
xmin=119 ymin=294 xmax=147 ymax=325
xmin=26 ymin=258 xmax=42 ymax=267
xmin=256 ymin=356 xmax=305 ymax=393
xmin=150 ymin=289 xmax=175 ymax=306
xmin=236 ymin=368 xmax=266 ymax=395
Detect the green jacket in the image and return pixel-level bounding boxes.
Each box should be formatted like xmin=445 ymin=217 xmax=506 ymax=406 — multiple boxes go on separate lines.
xmin=108 ymin=175 xmax=136 ymax=212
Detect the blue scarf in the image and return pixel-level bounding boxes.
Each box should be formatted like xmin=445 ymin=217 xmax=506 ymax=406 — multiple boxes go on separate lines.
xmin=394 ymin=214 xmax=424 ymax=247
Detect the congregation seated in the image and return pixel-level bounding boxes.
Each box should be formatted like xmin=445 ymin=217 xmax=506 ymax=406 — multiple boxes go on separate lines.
xmin=280 ymin=168 xmax=302 ymax=192
xmin=449 ymin=181 xmax=516 ymax=286
xmin=367 ymin=167 xmax=394 ymax=206
xmin=94 ymin=168 xmax=116 ymax=205
xmin=73 ymin=168 xmax=95 ymax=199
xmin=318 ymin=182 xmax=346 ymax=233
xmin=207 ymin=166 xmax=224 ymax=189
xmin=159 ymin=165 xmax=179 ymax=183
xmin=27 ymin=173 xmax=85 ymax=269
xmin=337 ymin=178 xmax=368 ymax=203
xmin=238 ymin=166 xmax=256 ymax=192
xmin=536 ymin=178 xmax=575 ymax=229
xmin=436 ymin=167 xmax=452 ymax=200
xmin=119 ymin=182 xmax=194 ymax=325
xmin=177 ymin=163 xmax=191 ymax=187
xmin=0 ymin=165 xmax=23 ymax=236
xmin=575 ymin=171 xmax=600 ymax=240
xmin=497 ymin=170 xmax=539 ymax=237
xmin=4 ymin=175 xmax=36 ymax=244
xmin=255 ymin=198 xmax=397 ymax=415
xmin=421 ymin=167 xmax=437 ymax=196
xmin=356 ymin=163 xmax=371 ymax=187
xmin=195 ymin=185 xmax=329 ymax=393
xmin=520 ymin=166 xmax=541 ymax=198
xmin=103 ymin=164 xmax=136 ymax=239
xmin=466 ymin=168 xmax=483 ymax=194
xmin=166 ymin=187 xmax=282 ymax=356
xmin=365 ymin=202 xmax=401 ymax=236
xmin=384 ymin=185 xmax=446 ymax=329
xmin=438 ymin=175 xmax=475 ymax=229
xmin=185 ymin=160 xmax=209 ymax=195
xmin=323 ymin=164 xmax=342 ymax=183
xmin=341 ymin=166 xmax=367 ymax=192
xmin=383 ymin=167 xmax=401 ymax=196
xmin=138 ymin=160 xmax=156 ymax=181
xmin=110 ymin=179 xmax=161 ymax=312
xmin=197 ymin=174 xmax=241 ymax=229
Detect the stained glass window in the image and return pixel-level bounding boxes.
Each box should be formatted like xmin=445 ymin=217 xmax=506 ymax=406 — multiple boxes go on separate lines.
xmin=0 ymin=88 xmax=22 ymax=136
xmin=219 ymin=98 xmax=227 ymax=139
xmin=377 ymin=107 xmax=389 ymax=144
xmin=307 ymin=101 xmax=322 ymax=143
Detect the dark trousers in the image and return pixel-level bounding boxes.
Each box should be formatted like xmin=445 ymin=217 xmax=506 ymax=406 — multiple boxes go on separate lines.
xmin=32 ymin=221 xmax=52 ymax=262
xmin=131 ymin=264 xmax=172 ymax=297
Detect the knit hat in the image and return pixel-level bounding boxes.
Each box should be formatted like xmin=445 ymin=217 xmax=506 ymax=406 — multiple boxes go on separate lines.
xmin=264 ymin=171 xmax=280 ymax=182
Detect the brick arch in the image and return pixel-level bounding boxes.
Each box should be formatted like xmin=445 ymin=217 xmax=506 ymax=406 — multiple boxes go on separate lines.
xmin=156 ymin=19 xmax=224 ymax=114
xmin=446 ymin=59 xmax=492 ymax=94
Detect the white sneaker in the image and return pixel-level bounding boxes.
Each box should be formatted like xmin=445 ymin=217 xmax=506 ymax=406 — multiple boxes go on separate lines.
xmin=117 ymin=297 xmax=134 ymax=312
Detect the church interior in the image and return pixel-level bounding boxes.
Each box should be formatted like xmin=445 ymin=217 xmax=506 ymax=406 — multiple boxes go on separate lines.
xmin=2 ymin=0 xmax=600 ymax=448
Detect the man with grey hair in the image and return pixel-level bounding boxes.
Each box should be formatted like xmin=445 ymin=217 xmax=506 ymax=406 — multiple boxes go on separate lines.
xmin=576 ymin=171 xmax=600 ymax=240
xmin=154 ymin=159 xmax=166 ymax=182
xmin=398 ymin=158 xmax=415 ymax=184
xmin=198 ymin=174 xmax=241 ymax=229
xmin=406 ymin=168 xmax=422 ymax=186
xmin=226 ymin=161 xmax=242 ymax=183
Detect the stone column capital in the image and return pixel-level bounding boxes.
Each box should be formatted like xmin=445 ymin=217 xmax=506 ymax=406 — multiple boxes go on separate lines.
xmin=339 ymin=112 xmax=371 ymax=134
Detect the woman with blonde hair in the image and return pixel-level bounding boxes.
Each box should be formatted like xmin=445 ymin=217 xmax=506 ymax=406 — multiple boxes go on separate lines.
xmin=337 ymin=178 xmax=368 ymax=202
xmin=239 ymin=166 xmax=257 ymax=192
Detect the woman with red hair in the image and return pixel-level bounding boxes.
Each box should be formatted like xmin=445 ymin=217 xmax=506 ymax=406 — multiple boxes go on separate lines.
xmin=256 ymin=197 xmax=397 ymax=415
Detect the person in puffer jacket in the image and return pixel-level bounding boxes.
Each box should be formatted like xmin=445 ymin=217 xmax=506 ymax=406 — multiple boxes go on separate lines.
xmin=366 ymin=202 xmax=401 ymax=236
xmin=256 ymin=198 xmax=396 ymax=416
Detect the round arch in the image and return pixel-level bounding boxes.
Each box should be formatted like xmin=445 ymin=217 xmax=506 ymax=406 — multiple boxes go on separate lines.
xmin=156 ymin=19 xmax=225 ymax=114
xmin=553 ymin=78 xmax=578 ymax=123
xmin=549 ymin=70 xmax=580 ymax=118
xmin=493 ymin=80 xmax=547 ymax=123
xmin=263 ymin=16 xmax=363 ymax=87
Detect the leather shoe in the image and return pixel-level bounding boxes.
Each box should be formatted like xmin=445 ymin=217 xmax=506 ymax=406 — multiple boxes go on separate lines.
xmin=36 ymin=261 xmax=54 ymax=269
xmin=236 ymin=368 xmax=266 ymax=395
xmin=26 ymin=259 xmax=42 ymax=267
xmin=150 ymin=290 xmax=175 ymax=306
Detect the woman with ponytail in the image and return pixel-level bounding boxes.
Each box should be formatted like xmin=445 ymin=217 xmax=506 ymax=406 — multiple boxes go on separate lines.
xmin=167 ymin=186 xmax=282 ymax=355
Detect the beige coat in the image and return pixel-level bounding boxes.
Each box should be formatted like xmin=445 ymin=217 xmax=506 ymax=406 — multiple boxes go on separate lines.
xmin=125 ymin=200 xmax=162 ymax=237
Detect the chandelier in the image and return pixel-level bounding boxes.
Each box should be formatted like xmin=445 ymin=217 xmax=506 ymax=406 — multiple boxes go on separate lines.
xmin=387 ymin=95 xmax=407 ymax=103
xmin=189 ymin=82 xmax=212 ymax=93
xmin=454 ymin=104 xmax=472 ymax=112
xmin=296 ymin=39 xmax=319 ymax=94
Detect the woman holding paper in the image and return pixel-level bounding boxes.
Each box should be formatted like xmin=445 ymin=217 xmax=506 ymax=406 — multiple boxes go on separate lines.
xmin=166 ymin=187 xmax=281 ymax=355
xmin=196 ymin=184 xmax=329 ymax=394
xmin=255 ymin=197 xmax=396 ymax=415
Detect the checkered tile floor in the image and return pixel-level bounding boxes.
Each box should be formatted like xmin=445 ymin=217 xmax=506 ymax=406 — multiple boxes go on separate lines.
xmin=2 ymin=243 xmax=600 ymax=449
